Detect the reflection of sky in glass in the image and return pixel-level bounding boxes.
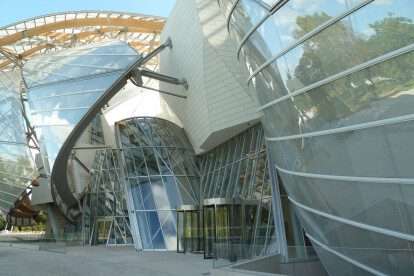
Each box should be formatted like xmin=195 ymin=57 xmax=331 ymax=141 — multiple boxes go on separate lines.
xmin=23 ymin=40 xmax=140 ymax=177
xmin=273 ymin=0 xmax=347 ymax=49
xmin=23 ymin=41 xmax=138 ymax=88
xmin=351 ymin=0 xmax=412 ymax=39
xmin=0 ymin=70 xmax=38 ymax=214
xmin=117 ymin=117 xmax=201 ymax=250
xmin=240 ymin=0 xmax=267 ymax=26
xmin=249 ymin=0 xmax=413 ymax=77
xmin=224 ymin=0 xmax=414 ymax=273
xmin=266 ymin=0 xmax=414 ymax=94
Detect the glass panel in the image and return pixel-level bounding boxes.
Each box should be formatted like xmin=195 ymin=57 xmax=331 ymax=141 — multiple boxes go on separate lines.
xmin=90 ymin=114 xmax=104 ymax=145
xmin=243 ymin=202 xmax=258 ymax=246
xmin=138 ymin=177 xmax=156 ymax=210
xmin=150 ymin=176 xmax=170 ymax=210
xmin=147 ymin=211 xmax=165 ymax=249
xmin=184 ymin=211 xmax=192 ymax=253
xmin=116 ymin=117 xmax=200 ymax=252
xmin=159 ymin=211 xmax=176 ymax=250
xmin=130 ymin=177 xmax=144 ymax=210
xmin=132 ymin=148 xmax=148 ymax=176
xmin=204 ymin=205 xmax=215 ymax=259
xmin=177 ymin=211 xmax=184 ymax=252
xmin=136 ymin=212 xmax=152 ymax=249
xmin=144 ymin=148 xmax=160 ymax=175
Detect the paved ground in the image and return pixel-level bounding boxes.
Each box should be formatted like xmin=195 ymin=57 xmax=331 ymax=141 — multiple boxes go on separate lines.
xmin=0 ymin=245 xmax=213 ymax=276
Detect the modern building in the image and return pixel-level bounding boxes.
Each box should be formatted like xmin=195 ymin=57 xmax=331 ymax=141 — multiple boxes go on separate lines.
xmin=0 ymin=0 xmax=413 ymax=275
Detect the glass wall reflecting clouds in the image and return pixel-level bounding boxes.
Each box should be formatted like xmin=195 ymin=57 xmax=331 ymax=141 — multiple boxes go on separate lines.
xmin=22 ymin=40 xmax=141 ymax=218
xmin=116 ymin=117 xmax=200 ymax=251
xmin=221 ymin=0 xmax=414 ymax=274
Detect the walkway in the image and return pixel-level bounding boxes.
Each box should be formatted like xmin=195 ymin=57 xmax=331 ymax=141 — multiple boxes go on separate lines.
xmin=0 ymin=245 xmax=212 ymax=275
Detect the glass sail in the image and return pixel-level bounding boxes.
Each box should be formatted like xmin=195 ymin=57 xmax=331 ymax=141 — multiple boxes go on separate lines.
xmin=0 ymin=70 xmax=38 ymax=217
xmin=22 ymin=40 xmax=142 ymax=217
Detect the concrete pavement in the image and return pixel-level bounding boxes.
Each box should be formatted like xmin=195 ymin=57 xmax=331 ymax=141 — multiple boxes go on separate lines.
xmin=0 ymin=245 xmax=213 ymax=276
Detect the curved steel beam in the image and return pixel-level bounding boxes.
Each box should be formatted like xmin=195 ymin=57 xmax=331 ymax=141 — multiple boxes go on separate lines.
xmin=44 ymin=47 xmax=145 ymax=220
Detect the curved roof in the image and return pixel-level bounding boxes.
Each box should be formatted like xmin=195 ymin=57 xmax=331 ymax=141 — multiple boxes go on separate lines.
xmin=0 ymin=11 xmax=166 ymax=72
xmin=0 ymin=11 xmax=166 ymax=221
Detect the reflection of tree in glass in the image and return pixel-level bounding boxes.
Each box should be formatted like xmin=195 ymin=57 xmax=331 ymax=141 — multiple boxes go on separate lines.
xmin=363 ymin=13 xmax=414 ymax=100
xmin=290 ymin=12 xmax=414 ymax=122
xmin=292 ymin=12 xmax=355 ymax=122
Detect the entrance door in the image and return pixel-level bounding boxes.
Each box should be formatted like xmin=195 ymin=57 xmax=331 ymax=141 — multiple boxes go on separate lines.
xmin=203 ymin=205 xmax=215 ymax=258
xmin=94 ymin=218 xmax=112 ymax=245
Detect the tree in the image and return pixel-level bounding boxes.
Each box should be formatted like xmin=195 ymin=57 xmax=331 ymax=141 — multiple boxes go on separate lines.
xmin=0 ymin=213 xmax=6 ymax=231
xmin=289 ymin=11 xmax=414 ymax=123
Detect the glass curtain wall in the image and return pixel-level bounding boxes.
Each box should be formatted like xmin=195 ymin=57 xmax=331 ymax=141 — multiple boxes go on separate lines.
xmin=22 ymin=40 xmax=141 ymax=219
xmin=200 ymin=124 xmax=277 ymax=257
xmin=90 ymin=114 xmax=105 ymax=145
xmin=221 ymin=0 xmax=414 ymax=274
xmin=83 ymin=149 xmax=133 ymax=246
xmin=116 ymin=117 xmax=200 ymax=251
xmin=0 ymin=70 xmax=38 ymax=217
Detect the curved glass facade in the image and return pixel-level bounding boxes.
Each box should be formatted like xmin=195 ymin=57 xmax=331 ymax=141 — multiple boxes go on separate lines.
xmin=0 ymin=11 xmax=166 ymax=228
xmin=222 ymin=0 xmax=414 ymax=274
xmin=200 ymin=124 xmax=278 ymax=256
xmin=0 ymin=70 xmax=38 ymax=217
xmin=116 ymin=117 xmax=200 ymax=251
xmin=22 ymin=40 xmax=141 ymax=218
xmin=83 ymin=149 xmax=133 ymax=245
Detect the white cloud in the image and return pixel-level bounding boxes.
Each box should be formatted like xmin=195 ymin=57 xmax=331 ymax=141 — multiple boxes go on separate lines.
xmin=359 ymin=28 xmax=375 ymax=38
xmin=281 ymin=35 xmax=295 ymax=43
xmin=274 ymin=7 xmax=300 ymax=27
xmin=294 ymin=47 xmax=304 ymax=60
xmin=31 ymin=103 xmax=74 ymax=144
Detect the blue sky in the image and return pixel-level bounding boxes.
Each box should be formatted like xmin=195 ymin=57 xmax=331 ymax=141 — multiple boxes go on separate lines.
xmin=0 ymin=0 xmax=176 ymax=27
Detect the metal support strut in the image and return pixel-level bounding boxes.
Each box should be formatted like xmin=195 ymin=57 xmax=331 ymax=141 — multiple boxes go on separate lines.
xmin=128 ymin=37 xmax=188 ymax=98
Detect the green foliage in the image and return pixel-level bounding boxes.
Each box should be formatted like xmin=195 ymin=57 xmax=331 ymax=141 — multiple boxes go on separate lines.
xmin=289 ymin=12 xmax=414 ymax=122
xmin=0 ymin=211 xmax=47 ymax=232
xmin=367 ymin=13 xmax=414 ymax=57
xmin=0 ymin=213 xmax=5 ymax=231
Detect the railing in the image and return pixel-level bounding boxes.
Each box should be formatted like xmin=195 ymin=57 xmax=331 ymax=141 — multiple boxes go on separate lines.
xmin=0 ymin=233 xmax=85 ymax=254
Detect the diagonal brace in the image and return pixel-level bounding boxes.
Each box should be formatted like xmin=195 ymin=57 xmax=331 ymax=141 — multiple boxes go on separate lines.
xmin=139 ymin=68 xmax=188 ymax=89
xmin=137 ymin=37 xmax=172 ymax=67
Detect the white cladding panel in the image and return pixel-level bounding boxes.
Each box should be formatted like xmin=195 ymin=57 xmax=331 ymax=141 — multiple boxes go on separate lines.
xmin=160 ymin=0 xmax=259 ymax=154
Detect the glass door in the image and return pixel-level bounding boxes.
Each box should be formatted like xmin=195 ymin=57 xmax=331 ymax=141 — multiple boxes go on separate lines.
xmin=184 ymin=211 xmax=193 ymax=253
xmin=198 ymin=210 xmax=204 ymax=252
xmin=94 ymin=218 xmax=112 ymax=245
xmin=177 ymin=211 xmax=185 ymax=253
xmin=203 ymin=205 xmax=215 ymax=258
xmin=177 ymin=206 xmax=203 ymax=254
xmin=203 ymin=198 xmax=242 ymax=260
xmin=191 ymin=211 xmax=201 ymax=252
xmin=215 ymin=205 xmax=230 ymax=259
xmin=242 ymin=200 xmax=259 ymax=258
